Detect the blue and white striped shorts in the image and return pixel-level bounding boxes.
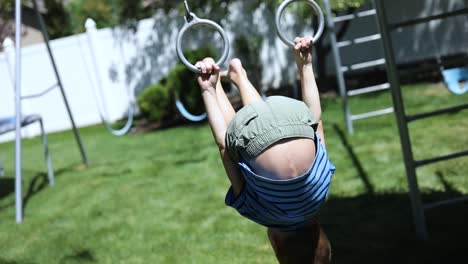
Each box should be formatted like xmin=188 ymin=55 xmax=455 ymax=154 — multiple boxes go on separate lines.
xmin=225 ymin=134 xmax=335 ymax=231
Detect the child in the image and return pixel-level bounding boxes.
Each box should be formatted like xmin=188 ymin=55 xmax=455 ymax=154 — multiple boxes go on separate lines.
xmin=195 ymin=36 xmax=335 ymax=264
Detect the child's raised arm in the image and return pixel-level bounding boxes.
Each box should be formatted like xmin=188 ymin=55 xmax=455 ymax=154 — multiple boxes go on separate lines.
xmin=195 ymin=58 xmax=244 ymax=195
xmin=293 ymin=36 xmax=326 ymax=146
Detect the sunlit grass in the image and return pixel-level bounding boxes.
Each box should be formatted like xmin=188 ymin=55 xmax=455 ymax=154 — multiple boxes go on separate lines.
xmin=0 ymin=83 xmax=467 ymax=263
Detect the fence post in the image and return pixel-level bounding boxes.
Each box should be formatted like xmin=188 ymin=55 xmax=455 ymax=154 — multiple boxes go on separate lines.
xmin=85 ymin=18 xmax=116 ymax=122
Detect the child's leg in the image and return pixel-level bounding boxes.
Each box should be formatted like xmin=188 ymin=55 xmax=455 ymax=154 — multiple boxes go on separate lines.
xmin=216 ymin=72 xmax=236 ymax=125
xmin=228 ymin=59 xmax=263 ymax=106
xmin=267 ymin=219 xmax=331 ymax=264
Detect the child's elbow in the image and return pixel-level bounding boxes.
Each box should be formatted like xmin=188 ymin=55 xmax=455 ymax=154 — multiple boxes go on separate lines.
xmin=217 ymin=141 xmax=227 ymax=153
xmin=313 ymin=112 xmax=323 ymax=124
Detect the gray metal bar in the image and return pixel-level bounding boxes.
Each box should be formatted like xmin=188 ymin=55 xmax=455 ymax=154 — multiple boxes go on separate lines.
xmin=415 ymin=150 xmax=468 ymax=168
xmin=424 ymin=196 xmax=468 ymax=211
xmin=39 ymin=118 xmax=54 ymax=186
xmin=32 ymin=0 xmax=89 ymax=167
xmin=374 ymin=0 xmax=428 ymax=240
xmin=389 ymin=8 xmax=468 ymax=30
xmin=347 ymin=82 xmax=390 ymax=96
xmin=14 ymin=0 xmax=23 ymax=224
xmin=406 ymin=103 xmax=468 ymax=122
xmin=333 ymin=9 xmax=376 ymax=23
xmin=350 ymin=107 xmax=394 ymax=121
xmin=21 ymin=83 xmax=58 ymax=100
xmin=337 ymin=34 xmax=381 ymax=48
xmin=324 ymin=0 xmax=354 ymax=133
xmin=341 ymin=58 xmax=386 ymax=72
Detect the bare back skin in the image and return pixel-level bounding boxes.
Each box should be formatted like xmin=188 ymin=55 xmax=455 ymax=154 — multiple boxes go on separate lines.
xmin=224 ymin=59 xmax=317 ymax=181
xmin=248 ymin=138 xmax=316 ymax=180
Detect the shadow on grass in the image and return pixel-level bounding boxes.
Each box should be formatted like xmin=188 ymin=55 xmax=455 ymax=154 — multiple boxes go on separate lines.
xmin=0 ymin=258 xmax=36 ymax=264
xmin=0 ymin=178 xmax=15 ymax=200
xmin=324 ymin=124 xmax=468 ymax=263
xmin=320 ymin=190 xmax=468 ymax=264
xmin=333 ymin=124 xmax=375 ymax=196
xmin=0 ymin=165 xmax=76 ymax=215
xmin=60 ymin=249 xmax=96 ymax=263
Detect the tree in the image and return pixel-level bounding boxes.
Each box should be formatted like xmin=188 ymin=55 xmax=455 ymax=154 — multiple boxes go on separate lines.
xmin=0 ymin=0 xmax=14 ymax=46
xmin=43 ymin=0 xmax=73 ymax=39
xmin=67 ymin=0 xmax=115 ymax=33
xmin=67 ymin=0 xmax=152 ymax=33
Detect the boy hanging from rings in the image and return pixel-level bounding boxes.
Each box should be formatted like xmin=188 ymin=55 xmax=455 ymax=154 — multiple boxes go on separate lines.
xmin=195 ymin=36 xmax=336 ymax=264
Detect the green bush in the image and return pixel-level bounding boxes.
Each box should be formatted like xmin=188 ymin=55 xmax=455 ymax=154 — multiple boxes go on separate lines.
xmin=168 ymin=47 xmax=216 ymax=116
xmin=233 ymin=34 xmax=263 ymax=90
xmin=137 ymin=48 xmax=215 ymax=124
xmin=67 ymin=0 xmax=115 ymax=33
xmin=137 ymin=82 xmax=171 ymax=123
xmin=44 ymin=0 xmax=74 ymax=39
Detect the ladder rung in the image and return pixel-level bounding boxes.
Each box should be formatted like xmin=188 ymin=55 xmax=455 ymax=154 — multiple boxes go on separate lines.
xmin=406 ymin=103 xmax=468 ymax=122
xmin=337 ymin=34 xmax=381 ymax=48
xmin=341 ymin=58 xmax=386 ymax=72
xmin=415 ymin=149 xmax=468 ymax=168
xmin=333 ymin=9 xmax=377 ymax=23
xmin=347 ymin=83 xmax=391 ymax=96
xmin=350 ymin=107 xmax=394 ymax=121
xmin=423 ymin=196 xmax=468 ymax=211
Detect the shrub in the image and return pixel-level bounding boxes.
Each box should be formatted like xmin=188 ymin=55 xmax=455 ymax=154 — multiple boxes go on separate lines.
xmin=233 ymin=34 xmax=263 ymax=90
xmin=67 ymin=0 xmax=115 ymax=33
xmin=136 ymin=47 xmax=215 ymax=124
xmin=137 ymin=82 xmax=171 ymax=123
xmin=44 ymin=0 xmax=74 ymax=39
xmin=167 ymin=47 xmax=216 ymax=116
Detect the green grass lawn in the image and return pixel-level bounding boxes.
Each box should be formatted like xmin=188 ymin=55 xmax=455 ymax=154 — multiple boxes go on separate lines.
xmin=0 ymin=83 xmax=467 ymax=264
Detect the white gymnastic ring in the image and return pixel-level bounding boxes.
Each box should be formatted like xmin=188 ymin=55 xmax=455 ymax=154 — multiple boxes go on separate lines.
xmin=176 ymin=13 xmax=230 ymax=73
xmin=275 ymin=0 xmax=325 ymax=46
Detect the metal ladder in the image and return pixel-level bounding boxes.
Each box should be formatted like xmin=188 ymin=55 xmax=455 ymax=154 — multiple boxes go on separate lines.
xmin=374 ymin=0 xmax=468 ymax=240
xmin=323 ymin=1 xmax=394 ymax=134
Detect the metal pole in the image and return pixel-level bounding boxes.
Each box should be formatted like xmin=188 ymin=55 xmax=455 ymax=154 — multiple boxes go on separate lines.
xmin=32 ymin=0 xmax=89 ymax=167
xmin=14 ymin=0 xmax=23 ymax=223
xmin=374 ymin=0 xmax=428 ymax=240
xmin=323 ymin=0 xmax=353 ymax=133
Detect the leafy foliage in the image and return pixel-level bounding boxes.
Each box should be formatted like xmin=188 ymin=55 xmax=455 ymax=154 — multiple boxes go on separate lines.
xmin=167 ymin=47 xmax=215 ymax=116
xmin=67 ymin=0 xmax=115 ymax=33
xmin=137 ymin=48 xmax=215 ymax=123
xmin=0 ymin=0 xmax=14 ymax=45
xmin=114 ymin=0 xmax=151 ymax=30
xmin=137 ymin=82 xmax=171 ymax=122
xmin=330 ymin=0 xmax=370 ymax=9
xmin=233 ymin=34 xmax=263 ymax=89
xmin=37 ymin=0 xmax=371 ymax=38
xmin=43 ymin=0 xmax=73 ymax=39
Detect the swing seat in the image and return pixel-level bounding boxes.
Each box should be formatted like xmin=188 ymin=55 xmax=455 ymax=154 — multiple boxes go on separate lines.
xmin=0 ymin=114 xmax=54 ymax=185
xmin=442 ymin=67 xmax=468 ymax=95
xmin=0 ymin=115 xmax=41 ymax=134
